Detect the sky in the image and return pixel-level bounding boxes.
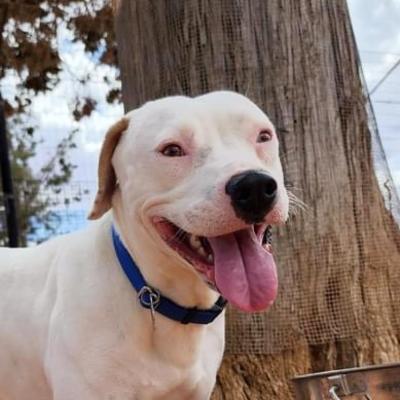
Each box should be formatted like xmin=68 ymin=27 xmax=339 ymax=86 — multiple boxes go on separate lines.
xmin=348 ymin=0 xmax=400 ymax=195
xmin=1 ymin=1 xmax=399 ymax=217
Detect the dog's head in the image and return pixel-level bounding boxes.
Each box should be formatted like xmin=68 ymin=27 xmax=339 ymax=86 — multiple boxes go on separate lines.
xmin=89 ymin=91 xmax=289 ymax=312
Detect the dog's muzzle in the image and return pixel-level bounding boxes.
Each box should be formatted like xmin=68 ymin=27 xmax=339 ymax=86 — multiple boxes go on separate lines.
xmin=225 ymin=170 xmax=277 ymax=224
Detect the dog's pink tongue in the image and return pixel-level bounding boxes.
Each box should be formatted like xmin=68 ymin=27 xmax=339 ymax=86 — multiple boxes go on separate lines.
xmin=208 ymin=228 xmax=278 ymax=312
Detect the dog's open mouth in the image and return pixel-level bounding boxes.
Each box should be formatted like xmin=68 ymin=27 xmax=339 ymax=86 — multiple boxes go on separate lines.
xmin=153 ymin=218 xmax=277 ymax=312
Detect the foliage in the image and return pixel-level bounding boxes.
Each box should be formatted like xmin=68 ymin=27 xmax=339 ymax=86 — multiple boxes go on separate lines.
xmin=0 ymin=0 xmax=119 ymax=245
xmin=0 ymin=0 xmax=118 ymax=104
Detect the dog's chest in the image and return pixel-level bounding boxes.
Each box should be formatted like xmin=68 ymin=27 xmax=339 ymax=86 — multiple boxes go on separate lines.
xmin=85 ymin=319 xmax=224 ymax=400
xmin=129 ymin=360 xmax=205 ymax=399
xmin=97 ymin=339 xmax=218 ymax=399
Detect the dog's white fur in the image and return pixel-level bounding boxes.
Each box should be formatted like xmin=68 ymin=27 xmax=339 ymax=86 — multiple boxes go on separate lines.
xmin=0 ymin=91 xmax=288 ymax=400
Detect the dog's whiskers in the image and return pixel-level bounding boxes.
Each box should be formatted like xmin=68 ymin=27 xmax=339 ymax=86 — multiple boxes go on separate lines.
xmin=167 ymin=228 xmax=187 ymax=245
xmin=165 ymin=220 xmax=193 ymax=245
xmin=287 ymin=190 xmax=308 ymax=217
xmin=285 ymin=183 xmax=304 ymax=192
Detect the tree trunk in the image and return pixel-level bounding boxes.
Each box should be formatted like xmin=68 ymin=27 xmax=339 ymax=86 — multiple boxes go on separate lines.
xmin=114 ymin=1 xmax=400 ymax=398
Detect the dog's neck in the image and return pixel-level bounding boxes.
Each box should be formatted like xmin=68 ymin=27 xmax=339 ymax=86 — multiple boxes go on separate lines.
xmin=111 ymin=202 xmax=219 ymax=311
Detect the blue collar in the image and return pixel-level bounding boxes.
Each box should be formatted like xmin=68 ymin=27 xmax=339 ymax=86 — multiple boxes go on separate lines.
xmin=111 ymin=226 xmax=227 ymax=325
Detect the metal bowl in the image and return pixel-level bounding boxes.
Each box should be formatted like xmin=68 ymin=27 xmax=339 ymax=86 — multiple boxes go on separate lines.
xmin=292 ymin=363 xmax=400 ymax=399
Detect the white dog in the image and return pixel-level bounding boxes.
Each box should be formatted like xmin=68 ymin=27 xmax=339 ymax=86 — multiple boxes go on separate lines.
xmin=0 ymin=91 xmax=288 ymax=400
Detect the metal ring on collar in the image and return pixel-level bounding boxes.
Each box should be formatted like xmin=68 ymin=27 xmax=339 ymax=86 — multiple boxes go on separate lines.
xmin=137 ymin=286 xmax=161 ymax=309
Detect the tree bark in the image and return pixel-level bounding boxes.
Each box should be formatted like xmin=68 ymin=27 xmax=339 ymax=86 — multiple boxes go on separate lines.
xmin=114 ymin=1 xmax=400 ymax=398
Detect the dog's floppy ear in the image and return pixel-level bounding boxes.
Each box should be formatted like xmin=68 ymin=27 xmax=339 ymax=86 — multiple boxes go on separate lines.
xmin=88 ymin=118 xmax=129 ymax=220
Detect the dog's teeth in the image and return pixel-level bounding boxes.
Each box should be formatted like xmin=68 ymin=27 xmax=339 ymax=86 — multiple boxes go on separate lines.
xmin=197 ymin=246 xmax=207 ymax=258
xmin=188 ymin=234 xmax=213 ymax=262
xmin=264 ymin=243 xmax=272 ymax=253
xmin=189 ymin=235 xmax=201 ymax=249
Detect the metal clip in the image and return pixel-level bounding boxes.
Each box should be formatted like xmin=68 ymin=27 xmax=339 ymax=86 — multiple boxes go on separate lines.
xmin=328 ymin=374 xmax=372 ymax=400
xmin=137 ymin=286 xmax=160 ymax=326
xmin=329 ymin=386 xmax=372 ymax=400
xmin=328 ymin=386 xmax=342 ymax=400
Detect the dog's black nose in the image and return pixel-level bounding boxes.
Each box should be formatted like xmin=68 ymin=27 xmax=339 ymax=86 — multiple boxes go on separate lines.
xmin=225 ymin=170 xmax=278 ymax=224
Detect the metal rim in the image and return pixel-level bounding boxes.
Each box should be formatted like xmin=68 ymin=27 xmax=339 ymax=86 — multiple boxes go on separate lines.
xmin=292 ymin=363 xmax=400 ymax=382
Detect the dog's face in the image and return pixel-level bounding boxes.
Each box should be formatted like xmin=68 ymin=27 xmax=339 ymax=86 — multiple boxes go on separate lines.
xmin=90 ymin=91 xmax=288 ymax=312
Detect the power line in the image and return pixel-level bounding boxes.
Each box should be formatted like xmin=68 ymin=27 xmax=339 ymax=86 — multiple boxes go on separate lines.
xmin=374 ymin=100 xmax=400 ymax=105
xmin=369 ymin=57 xmax=400 ymax=95
xmin=360 ymin=50 xmax=400 ymax=57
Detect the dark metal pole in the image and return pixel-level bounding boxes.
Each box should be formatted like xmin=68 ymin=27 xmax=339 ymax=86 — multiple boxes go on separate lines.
xmin=0 ymin=95 xmax=19 ymax=247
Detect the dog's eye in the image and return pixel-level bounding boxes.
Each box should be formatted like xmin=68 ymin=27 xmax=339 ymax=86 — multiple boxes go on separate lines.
xmin=160 ymin=144 xmax=185 ymax=157
xmin=257 ymin=130 xmax=273 ymax=143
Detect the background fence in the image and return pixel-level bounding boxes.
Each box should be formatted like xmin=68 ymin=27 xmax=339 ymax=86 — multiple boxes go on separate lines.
xmin=1 ymin=1 xmax=400 ymax=359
